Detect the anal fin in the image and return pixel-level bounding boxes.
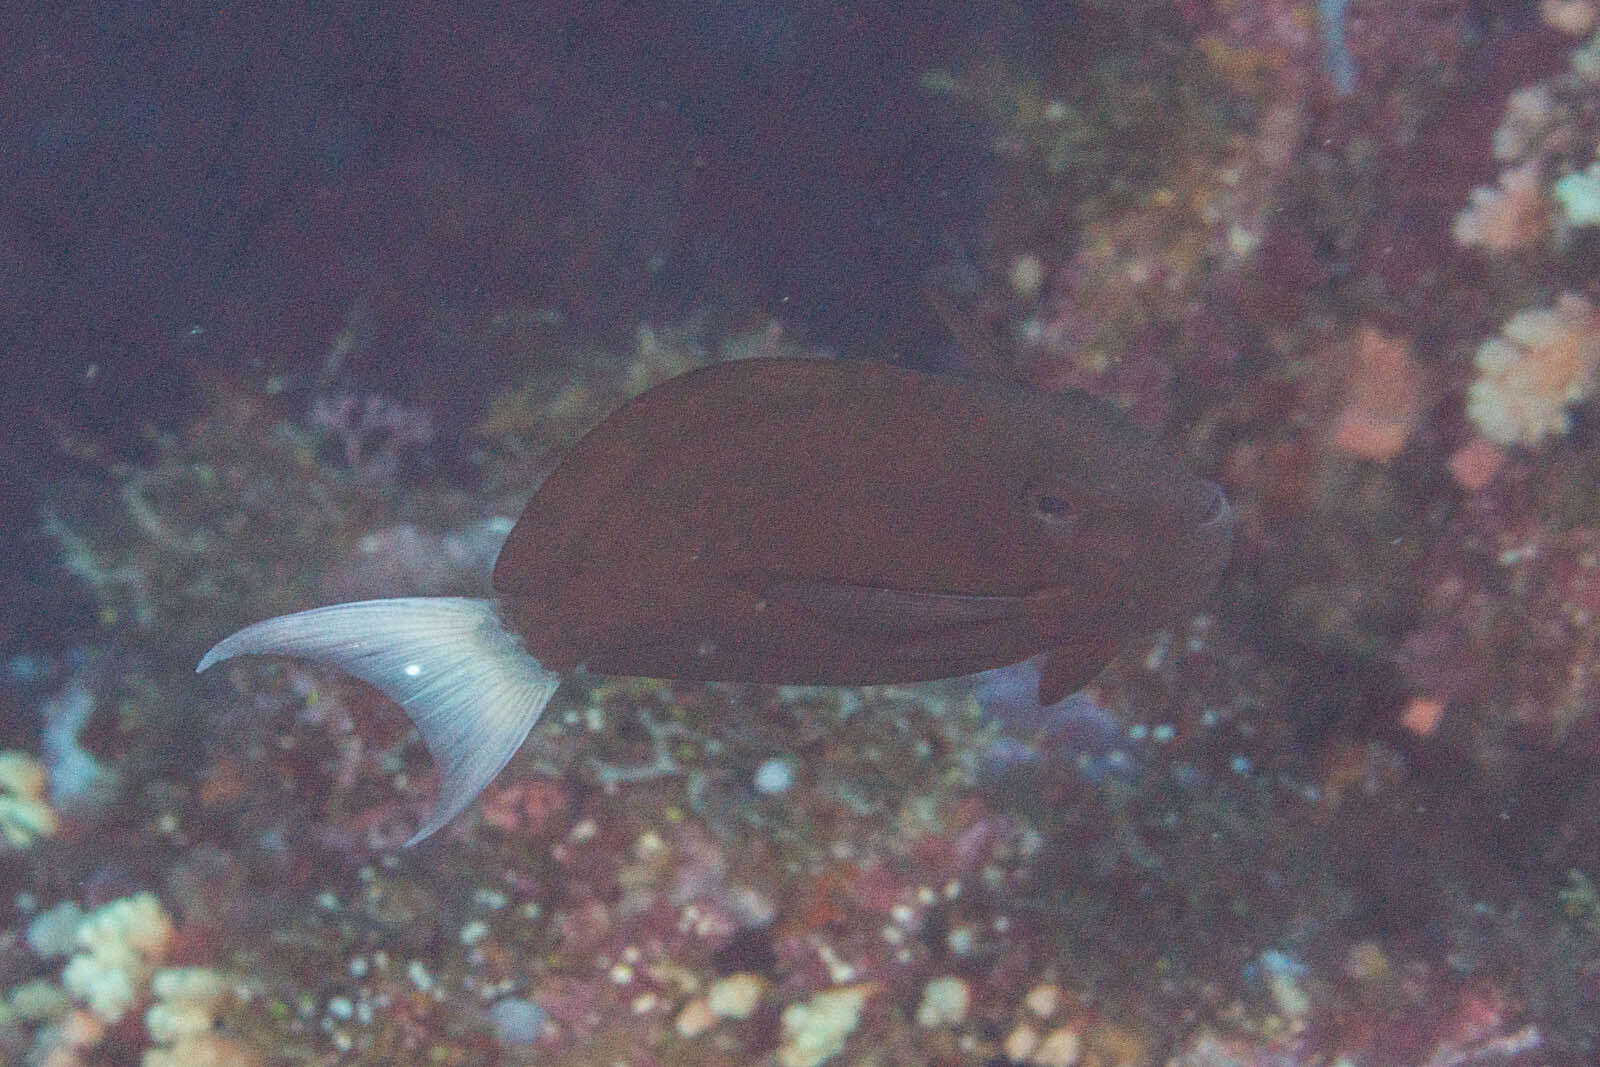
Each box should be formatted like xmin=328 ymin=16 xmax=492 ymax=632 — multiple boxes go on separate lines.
xmin=1037 ymin=640 xmax=1119 ymax=705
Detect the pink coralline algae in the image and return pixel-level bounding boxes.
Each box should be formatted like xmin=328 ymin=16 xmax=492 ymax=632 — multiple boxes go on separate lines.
xmin=477 ymin=778 xmax=570 ymax=837
xmin=1325 ymin=325 xmax=1425 ymax=463
xmin=1017 ymin=96 xmax=1305 ymax=428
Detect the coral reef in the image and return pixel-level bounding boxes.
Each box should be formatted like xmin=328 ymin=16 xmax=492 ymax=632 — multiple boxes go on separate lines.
xmin=9 ymin=3 xmax=1600 ymax=1066
xmin=1452 ymin=1 xmax=1600 ymax=260
xmin=0 ymin=891 xmax=265 ymax=1067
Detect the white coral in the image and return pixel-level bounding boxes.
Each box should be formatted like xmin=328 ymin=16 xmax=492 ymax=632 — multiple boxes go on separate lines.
xmin=778 ymin=985 xmax=872 ymax=1067
xmin=1467 ymin=293 xmax=1600 ymax=446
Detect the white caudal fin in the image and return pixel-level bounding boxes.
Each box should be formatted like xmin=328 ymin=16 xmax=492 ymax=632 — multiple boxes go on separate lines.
xmin=198 ymin=597 xmax=560 ymax=845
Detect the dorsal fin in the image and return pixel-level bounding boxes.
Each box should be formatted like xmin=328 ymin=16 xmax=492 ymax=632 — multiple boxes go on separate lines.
xmin=923 ymin=284 xmax=1018 ymax=383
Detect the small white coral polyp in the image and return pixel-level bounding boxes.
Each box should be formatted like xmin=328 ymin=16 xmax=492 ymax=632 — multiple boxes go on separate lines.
xmin=1467 ymin=293 xmax=1600 ymax=446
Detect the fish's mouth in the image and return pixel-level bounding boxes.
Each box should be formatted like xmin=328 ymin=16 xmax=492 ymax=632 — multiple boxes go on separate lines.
xmin=1195 ymin=480 xmax=1235 ymax=572
xmin=1193 ymin=480 xmax=1227 ymax=526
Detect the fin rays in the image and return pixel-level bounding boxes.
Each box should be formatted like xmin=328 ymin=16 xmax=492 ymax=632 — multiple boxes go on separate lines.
xmin=198 ymin=597 xmax=560 ymax=845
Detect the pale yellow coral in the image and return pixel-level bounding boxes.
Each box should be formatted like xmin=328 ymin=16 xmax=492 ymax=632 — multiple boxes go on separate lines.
xmin=1453 ymin=161 xmax=1550 ymax=252
xmin=0 ymin=750 xmax=58 ymax=848
xmin=31 ymin=1007 xmax=106 ymax=1067
xmin=915 ymin=975 xmax=971 ymax=1028
xmin=1034 ymin=1027 xmax=1084 ymax=1067
xmin=62 ymin=893 xmax=174 ymax=1023
xmin=706 ymin=973 xmax=764 ymax=1020
xmin=141 ymin=968 xmax=258 ymax=1067
xmin=1542 ymin=0 xmax=1597 ymax=36
xmin=0 ymin=750 xmax=47 ymax=796
xmin=1467 ymin=293 xmax=1600 ymax=446
xmin=1492 ymin=86 xmax=1555 ymax=163
xmin=7 ymin=978 xmax=70 ymax=1021
xmin=1555 ymin=159 xmax=1600 ymax=226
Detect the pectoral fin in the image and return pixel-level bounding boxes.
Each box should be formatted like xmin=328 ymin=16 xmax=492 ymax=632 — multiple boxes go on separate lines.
xmin=767 ymin=579 xmax=1030 ymax=634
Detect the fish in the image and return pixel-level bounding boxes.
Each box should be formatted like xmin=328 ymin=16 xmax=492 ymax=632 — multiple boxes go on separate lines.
xmin=198 ymin=357 xmax=1232 ymax=843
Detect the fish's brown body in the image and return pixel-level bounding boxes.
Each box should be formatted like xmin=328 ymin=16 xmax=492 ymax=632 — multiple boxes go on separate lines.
xmin=497 ymin=357 xmax=1231 ymax=703
xmin=200 ymin=355 xmax=1231 ymax=842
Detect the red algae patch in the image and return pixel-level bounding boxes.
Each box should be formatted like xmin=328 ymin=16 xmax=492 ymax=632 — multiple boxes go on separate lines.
xmin=1399 ymin=695 xmax=1447 ymax=736
xmin=1447 ymin=437 xmax=1507 ymax=492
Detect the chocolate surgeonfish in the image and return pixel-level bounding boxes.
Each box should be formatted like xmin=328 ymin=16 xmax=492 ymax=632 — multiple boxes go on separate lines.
xmin=198 ymin=357 xmax=1233 ymax=843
